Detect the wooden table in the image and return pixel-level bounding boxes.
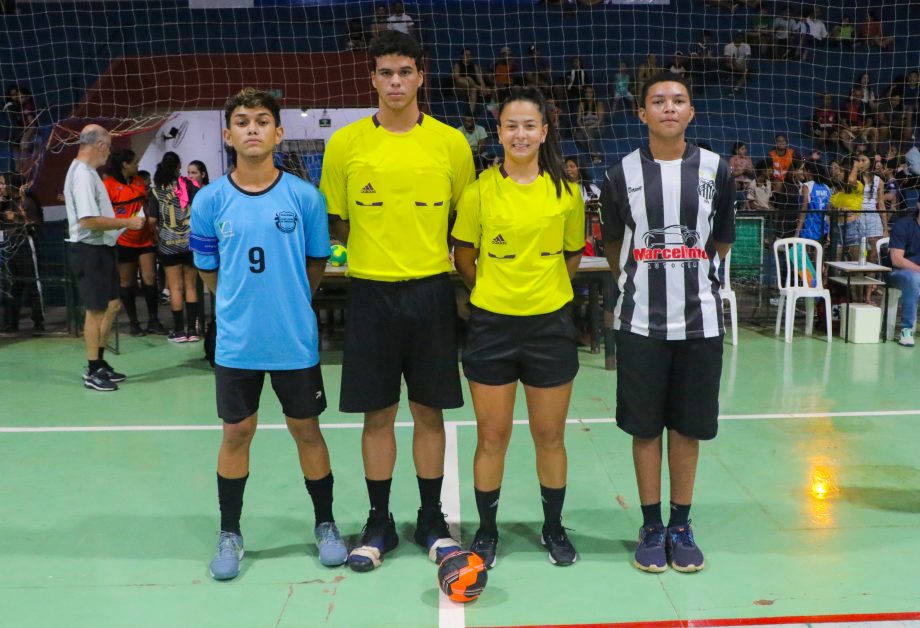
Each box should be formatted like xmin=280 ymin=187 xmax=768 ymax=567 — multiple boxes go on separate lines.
xmin=826 ymin=260 xmax=892 ymax=343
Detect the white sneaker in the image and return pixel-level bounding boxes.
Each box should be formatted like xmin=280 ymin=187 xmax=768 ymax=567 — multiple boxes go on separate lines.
xmin=898 ymin=328 xmax=915 ymax=347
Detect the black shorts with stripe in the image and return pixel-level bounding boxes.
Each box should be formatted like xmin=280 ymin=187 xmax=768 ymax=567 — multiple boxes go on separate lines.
xmin=614 ymin=331 xmax=723 ymax=440
xmin=339 ymin=273 xmax=463 ymax=413
xmin=215 ymin=364 xmax=326 ymax=423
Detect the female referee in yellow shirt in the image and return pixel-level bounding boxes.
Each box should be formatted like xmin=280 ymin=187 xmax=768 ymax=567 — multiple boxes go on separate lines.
xmin=451 ymin=86 xmax=585 ymax=569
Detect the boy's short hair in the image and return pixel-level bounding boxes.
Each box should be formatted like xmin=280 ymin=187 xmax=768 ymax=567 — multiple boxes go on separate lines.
xmin=639 ymin=71 xmax=692 ymax=108
xmin=368 ymin=30 xmax=423 ymax=71
xmin=224 ymin=88 xmax=281 ymax=127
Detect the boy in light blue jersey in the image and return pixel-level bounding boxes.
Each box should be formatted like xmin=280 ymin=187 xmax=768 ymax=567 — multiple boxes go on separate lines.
xmin=797 ymin=163 xmax=832 ymax=242
xmin=190 ymin=88 xmax=346 ymax=581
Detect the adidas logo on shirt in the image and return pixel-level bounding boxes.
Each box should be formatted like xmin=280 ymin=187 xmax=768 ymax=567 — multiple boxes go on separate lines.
xmin=491 ymin=234 xmax=507 ymax=245
xmin=361 ymin=183 xmax=376 ymax=194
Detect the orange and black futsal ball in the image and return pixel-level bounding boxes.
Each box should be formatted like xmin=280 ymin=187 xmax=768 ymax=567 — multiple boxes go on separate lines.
xmin=437 ymin=550 xmax=488 ymax=603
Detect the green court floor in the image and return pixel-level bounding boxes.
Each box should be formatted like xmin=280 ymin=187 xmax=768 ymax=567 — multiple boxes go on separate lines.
xmin=1 ymin=328 xmax=919 ymax=628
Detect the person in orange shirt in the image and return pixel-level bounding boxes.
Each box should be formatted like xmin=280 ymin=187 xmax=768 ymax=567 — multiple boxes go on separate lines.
xmin=104 ymin=148 xmax=164 ymax=336
xmin=768 ymin=134 xmax=795 ymax=191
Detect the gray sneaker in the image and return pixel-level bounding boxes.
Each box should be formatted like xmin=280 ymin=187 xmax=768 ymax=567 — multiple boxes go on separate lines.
xmin=209 ymin=531 xmax=244 ymax=580
xmin=83 ymin=368 xmax=117 ymax=392
xmin=314 ymin=522 xmax=347 ymax=567
xmin=899 ymin=328 xmax=915 ymax=347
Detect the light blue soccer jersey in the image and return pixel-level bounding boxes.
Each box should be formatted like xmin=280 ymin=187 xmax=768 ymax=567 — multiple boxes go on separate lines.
xmin=190 ymin=172 xmax=330 ymax=370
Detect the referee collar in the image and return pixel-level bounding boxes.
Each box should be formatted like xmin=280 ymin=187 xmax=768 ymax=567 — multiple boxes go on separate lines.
xmin=372 ymin=112 xmax=425 ymax=128
xmin=498 ymin=164 xmax=544 ymax=178
xmin=640 ymin=142 xmax=698 ymax=162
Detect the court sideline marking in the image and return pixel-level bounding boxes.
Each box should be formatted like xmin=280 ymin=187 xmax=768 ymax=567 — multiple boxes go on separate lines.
xmin=3 ymin=409 xmax=920 ymax=433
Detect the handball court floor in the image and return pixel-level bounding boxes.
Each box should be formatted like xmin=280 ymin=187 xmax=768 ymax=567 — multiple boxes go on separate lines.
xmin=1 ymin=326 xmax=919 ymax=628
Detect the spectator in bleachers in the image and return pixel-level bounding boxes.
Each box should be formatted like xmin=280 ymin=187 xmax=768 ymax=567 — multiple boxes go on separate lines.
xmin=839 ymin=87 xmax=878 ymax=154
xmin=857 ymin=10 xmax=894 ymax=51
xmin=564 ymin=56 xmax=590 ymax=105
xmin=386 ymin=1 xmax=414 ymax=37
xmin=772 ymin=6 xmax=797 ymax=60
xmin=636 ymin=53 xmax=661 ymax=98
xmin=829 ymin=15 xmax=856 ymax=49
xmin=456 ymin=112 xmax=489 ymax=173
xmin=902 ymin=69 xmax=919 ymax=114
xmin=722 ymin=32 xmax=751 ymax=95
xmin=800 ymin=7 xmax=828 ymax=58
xmin=523 ymin=45 xmax=560 ymax=101
xmin=829 ymin=157 xmax=866 ymax=262
xmin=796 ymin=161 xmax=832 ymax=243
xmin=746 ymin=169 xmax=773 ymax=211
xmin=564 ymin=155 xmax=600 ymax=206
xmin=879 ymin=153 xmax=909 ymax=218
xmin=0 ymin=172 xmax=44 ymax=334
xmin=370 ymin=4 xmax=389 ymax=39
xmin=573 ymin=84 xmax=605 ymax=165
xmin=810 ymin=92 xmax=839 ymax=147
xmin=887 ymin=206 xmax=920 ymax=347
xmin=104 ymin=149 xmax=163 ymax=337
xmin=544 ymin=97 xmax=563 ymax=141
xmin=747 ymin=6 xmax=774 ymax=58
xmin=611 ymin=61 xmax=636 ymax=115
xmin=490 ymin=47 xmax=520 ymax=104
xmin=344 ymin=17 xmax=367 ymax=51
xmin=768 ymin=134 xmax=795 ymax=190
xmin=729 ymin=141 xmax=755 ymax=191
xmin=855 ymin=153 xmax=888 ymax=285
xmin=907 ymin=145 xmax=920 ymax=177
xmin=187 ymin=160 xmax=210 ymax=187
xmin=876 ymin=91 xmax=913 ymax=154
xmin=452 ymin=47 xmax=489 ymax=114
xmin=689 ymin=31 xmax=719 ymax=88
xmin=773 ymin=160 xmax=805 ymax=239
xmin=856 ymin=72 xmax=879 ymax=112
xmin=14 ymin=87 xmax=36 ymax=175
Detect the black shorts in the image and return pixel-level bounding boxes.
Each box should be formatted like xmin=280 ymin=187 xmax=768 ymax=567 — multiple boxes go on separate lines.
xmin=340 ymin=274 xmax=462 ymax=413
xmin=116 ymin=245 xmax=155 ymax=264
xmin=67 ymin=242 xmax=120 ymax=311
xmin=463 ymin=304 xmax=579 ymax=388
xmin=160 ymin=251 xmax=194 ymax=267
xmin=215 ymin=364 xmax=327 ymax=423
xmin=614 ymin=331 xmax=723 ymax=440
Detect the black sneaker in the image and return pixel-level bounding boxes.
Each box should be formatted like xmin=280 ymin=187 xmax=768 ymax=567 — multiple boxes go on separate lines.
xmin=99 ymin=361 xmax=126 ymax=383
xmin=468 ymin=527 xmax=498 ymax=570
xmin=83 ymin=368 xmax=118 ymax=392
xmin=146 ymin=320 xmax=167 ymax=335
xmin=128 ymin=321 xmax=146 ymax=336
xmin=414 ymin=506 xmax=461 ymax=563
xmin=540 ymin=526 xmax=578 ymax=566
xmin=186 ymin=328 xmax=200 ymax=342
xmin=347 ymin=511 xmax=399 ymax=572
xmin=168 ymin=330 xmax=188 ymax=343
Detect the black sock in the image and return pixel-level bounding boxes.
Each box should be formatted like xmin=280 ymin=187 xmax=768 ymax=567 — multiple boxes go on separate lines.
xmin=143 ymin=284 xmax=159 ymax=321
xmin=88 ymin=359 xmax=104 ymax=372
xmin=305 ymin=473 xmax=335 ymax=526
xmin=217 ymin=473 xmax=248 ymax=535
xmin=474 ymin=487 xmax=501 ymax=533
xmin=98 ymin=347 xmax=105 ymax=361
xmin=540 ymin=484 xmax=566 ymax=532
xmin=667 ymin=502 xmax=691 ymax=528
xmin=171 ymin=309 xmax=184 ymax=332
xmin=186 ymin=302 xmax=200 ymax=332
xmin=641 ymin=502 xmax=663 ymax=527
xmin=120 ymin=286 xmax=138 ymax=323
xmin=417 ymin=475 xmax=443 ymax=513
xmin=366 ymin=478 xmax=392 ymax=518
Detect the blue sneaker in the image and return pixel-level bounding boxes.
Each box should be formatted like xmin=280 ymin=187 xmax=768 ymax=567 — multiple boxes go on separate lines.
xmin=347 ymin=511 xmax=399 ymax=572
xmin=314 ymin=522 xmax=347 ymax=567
xmin=209 ymin=531 xmax=244 ymax=580
xmin=414 ymin=506 xmax=461 ymax=564
xmin=634 ymin=523 xmax=667 ymax=573
xmin=666 ymin=521 xmax=705 ymax=572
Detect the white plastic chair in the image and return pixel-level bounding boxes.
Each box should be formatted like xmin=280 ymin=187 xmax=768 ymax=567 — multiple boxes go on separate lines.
xmin=773 ymin=238 xmax=832 ymax=343
xmin=718 ymin=251 xmax=738 ymax=346
xmin=876 ymin=237 xmax=900 ymax=340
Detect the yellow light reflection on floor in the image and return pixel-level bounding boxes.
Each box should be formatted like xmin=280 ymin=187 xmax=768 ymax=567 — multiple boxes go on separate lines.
xmin=808 ymin=464 xmax=840 ymax=526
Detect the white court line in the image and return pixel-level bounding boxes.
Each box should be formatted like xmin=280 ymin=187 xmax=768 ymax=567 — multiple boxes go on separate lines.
xmin=3 ymin=409 xmax=920 ymax=433
xmin=438 ymin=423 xmax=465 ymax=628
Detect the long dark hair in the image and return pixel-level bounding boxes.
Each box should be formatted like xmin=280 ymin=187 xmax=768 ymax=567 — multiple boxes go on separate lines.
xmin=498 ymin=86 xmax=571 ymax=198
xmin=153 ymin=151 xmax=181 ymax=188
xmin=189 ymin=160 xmax=210 ymax=186
xmin=107 ymin=148 xmax=136 ymax=185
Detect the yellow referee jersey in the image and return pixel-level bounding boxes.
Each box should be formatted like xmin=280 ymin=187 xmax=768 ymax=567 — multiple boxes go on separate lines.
xmin=830 ymin=180 xmax=864 ymax=219
xmin=451 ymin=166 xmax=585 ymax=316
xmin=320 ymin=113 xmax=475 ymax=281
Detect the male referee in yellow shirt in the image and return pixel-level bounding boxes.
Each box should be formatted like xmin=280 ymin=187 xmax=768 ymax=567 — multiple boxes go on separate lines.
xmin=320 ymin=30 xmax=476 ymax=573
